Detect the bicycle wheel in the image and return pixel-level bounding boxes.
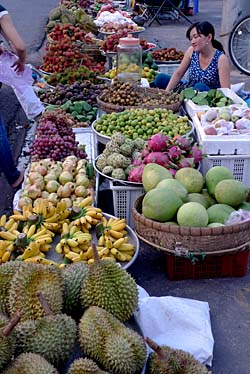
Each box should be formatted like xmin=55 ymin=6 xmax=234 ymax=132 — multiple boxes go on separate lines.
xmin=229 ymin=15 xmax=250 ymax=75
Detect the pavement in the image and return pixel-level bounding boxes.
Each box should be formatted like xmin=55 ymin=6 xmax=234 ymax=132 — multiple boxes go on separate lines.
xmin=1 ymin=1 xmax=250 ymax=373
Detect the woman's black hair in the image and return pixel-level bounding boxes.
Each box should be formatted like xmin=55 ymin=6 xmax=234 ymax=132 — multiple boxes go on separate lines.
xmin=186 ymin=21 xmax=225 ymax=53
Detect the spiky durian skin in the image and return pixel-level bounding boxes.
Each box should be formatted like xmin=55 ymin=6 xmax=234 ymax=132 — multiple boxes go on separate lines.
xmin=62 ymin=262 xmax=89 ymax=315
xmin=79 ymin=306 xmax=147 ymax=374
xmin=81 ymin=260 xmax=138 ymax=322
xmin=3 ymin=353 xmax=59 ymax=374
xmin=147 ymin=346 xmax=209 ymax=374
xmin=0 ymin=314 xmax=15 ymax=372
xmin=8 ymin=263 xmax=63 ymax=321
xmin=67 ymin=357 xmax=109 ymax=374
xmin=0 ymin=262 xmax=24 ymax=315
xmin=14 ymin=314 xmax=77 ymax=367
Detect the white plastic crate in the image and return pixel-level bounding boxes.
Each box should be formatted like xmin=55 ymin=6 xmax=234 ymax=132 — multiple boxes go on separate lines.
xmin=109 ymin=180 xmax=144 ymax=228
xmin=201 ymin=155 xmax=250 ymax=187
xmin=157 ymin=63 xmax=188 ymax=80
xmin=192 ymin=114 xmax=250 ymax=155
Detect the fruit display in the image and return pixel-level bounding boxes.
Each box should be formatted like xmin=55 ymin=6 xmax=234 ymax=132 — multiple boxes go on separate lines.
xmin=100 ymin=21 xmax=143 ymax=33
xmin=95 ymin=133 xmax=145 ymax=181
xmin=45 ymin=66 xmax=97 ymax=86
xmin=48 ymin=23 xmax=87 ymax=43
xmin=98 ymin=80 xmax=180 ymax=108
xmin=79 ymin=306 xmax=147 ymax=371
xmin=141 ymin=66 xmax=158 ymax=82
xmin=152 ymin=47 xmax=184 ymax=62
xmin=3 ymin=352 xmax=59 ymax=374
xmin=19 ymin=156 xmax=93 ymax=207
xmin=141 ymin=165 xmax=249 ymax=227
xmin=30 ymin=111 xmax=87 ymax=161
xmin=46 ymin=100 xmax=98 ymax=123
xmin=181 ymin=87 xmax=234 ymax=106
xmin=93 ymin=108 xmax=191 ymax=140
xmin=199 ymin=106 xmax=250 ymax=135
xmin=146 ymin=337 xmax=209 ymax=374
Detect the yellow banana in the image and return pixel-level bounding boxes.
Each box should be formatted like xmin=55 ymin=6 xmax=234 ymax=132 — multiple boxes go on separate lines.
xmin=78 ymin=196 xmax=93 ymax=208
xmin=85 ymin=246 xmax=93 ymax=259
xmin=58 ymin=209 xmax=70 ymax=220
xmin=55 ymin=242 xmax=63 ymax=254
xmin=101 ymin=216 xmax=108 ymax=226
xmin=30 ymin=228 xmax=49 ymax=239
xmin=69 ymin=225 xmax=78 ymax=236
xmin=65 ymin=251 xmax=80 ymax=261
xmin=72 ymin=256 xmax=82 ymax=263
xmin=85 ymin=206 xmax=102 ymax=213
xmin=24 ymin=255 xmax=45 ymax=263
xmin=1 ymin=249 xmax=13 ymax=262
xmin=98 ymin=235 xmax=105 ymax=246
xmin=111 ymin=222 xmax=127 ymax=231
xmin=110 ymin=248 xmax=127 ymax=262
xmin=9 ymin=222 xmax=19 ymax=232
xmin=102 ymin=256 xmax=116 ymax=262
xmin=9 ymin=214 xmax=27 ymax=222
xmin=4 ymin=218 xmax=15 ymax=230
xmin=63 ymin=244 xmax=70 ymax=254
xmin=0 ymin=215 xmax=6 ymax=226
xmin=39 ymin=244 xmax=51 ymax=252
xmin=109 ymin=230 xmax=124 ymax=239
xmin=107 ymin=217 xmax=115 ymax=226
xmin=79 ymin=216 xmax=86 ymax=225
xmin=56 ymin=200 xmax=67 ymax=213
xmin=62 ymin=222 xmax=70 ymax=236
xmin=43 ymin=222 xmax=60 ymax=231
xmin=35 ymin=236 xmax=53 ymax=245
xmin=36 ymin=257 xmax=58 ymax=266
xmin=67 ymin=238 xmax=79 ymax=248
xmin=119 ymin=243 xmax=135 ymax=252
xmin=21 ymin=242 xmax=41 ymax=260
xmin=86 ymin=210 xmax=103 ymax=219
xmin=113 ymin=237 xmax=127 ymax=249
xmin=27 ymin=224 xmax=37 ymax=237
xmin=0 ymin=240 xmax=13 ymax=250
xmin=45 ymin=214 xmax=59 ymax=223
xmin=87 ymin=258 xmax=95 ymax=265
xmin=98 ymin=247 xmax=110 ymax=257
xmin=0 ymin=231 xmax=18 ymax=241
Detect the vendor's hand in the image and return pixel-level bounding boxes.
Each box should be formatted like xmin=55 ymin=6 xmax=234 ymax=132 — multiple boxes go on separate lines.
xmin=11 ymin=58 xmax=25 ymax=73
xmin=0 ymin=43 xmax=6 ymax=54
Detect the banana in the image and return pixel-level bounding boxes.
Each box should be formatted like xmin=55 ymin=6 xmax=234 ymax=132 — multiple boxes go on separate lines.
xmin=21 ymin=242 xmax=41 ymax=260
xmin=43 ymin=222 xmax=60 ymax=231
xmin=85 ymin=206 xmax=102 ymax=213
xmin=87 ymin=258 xmax=95 ymax=265
xmin=9 ymin=214 xmax=27 ymax=222
xmin=62 ymin=222 xmax=70 ymax=236
xmin=0 ymin=231 xmax=18 ymax=241
xmin=63 ymin=244 xmax=70 ymax=254
xmin=85 ymin=246 xmax=93 ymax=259
xmin=113 ymin=237 xmax=127 ymax=249
xmin=69 ymin=225 xmax=78 ymax=236
xmin=78 ymin=196 xmax=93 ymax=208
xmin=101 ymin=216 xmax=108 ymax=226
xmin=1 ymin=249 xmax=13 ymax=263
xmin=4 ymin=218 xmax=15 ymax=230
xmin=98 ymin=235 xmax=105 ymax=246
xmin=72 ymin=256 xmax=82 ymax=263
xmin=27 ymin=224 xmax=37 ymax=237
xmin=30 ymin=228 xmax=49 ymax=240
xmin=0 ymin=214 xmax=6 ymax=226
xmin=67 ymin=238 xmax=79 ymax=248
xmin=86 ymin=210 xmax=103 ymax=219
xmin=109 ymin=230 xmax=124 ymax=239
xmin=39 ymin=244 xmax=51 ymax=252
xmin=98 ymin=247 xmax=110 ymax=257
xmin=58 ymin=209 xmax=70 ymax=220
xmin=0 ymin=240 xmax=13 ymax=250
xmin=36 ymin=257 xmax=58 ymax=266
xmin=55 ymin=242 xmax=63 ymax=254
xmin=111 ymin=222 xmax=127 ymax=231
xmin=45 ymin=214 xmax=59 ymax=224
xmin=118 ymin=243 xmax=135 ymax=252
xmin=110 ymin=248 xmax=127 ymax=262
xmin=65 ymin=251 xmax=80 ymax=261
xmin=35 ymin=236 xmax=53 ymax=245
xmin=24 ymin=255 xmax=45 ymax=263
xmin=79 ymin=217 xmax=86 ymax=225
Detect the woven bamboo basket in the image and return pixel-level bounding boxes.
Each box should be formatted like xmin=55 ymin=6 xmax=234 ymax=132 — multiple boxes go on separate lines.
xmin=97 ymin=87 xmax=181 ymax=113
xmin=132 ymin=195 xmax=250 ymax=256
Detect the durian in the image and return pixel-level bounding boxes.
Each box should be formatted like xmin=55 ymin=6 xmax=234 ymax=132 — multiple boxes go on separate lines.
xmin=3 ymin=353 xmax=59 ymax=374
xmin=67 ymin=357 xmax=109 ymax=374
xmin=145 ymin=337 xmax=209 ymax=374
xmin=81 ymin=244 xmax=138 ymax=322
xmin=62 ymin=262 xmax=89 ymax=316
xmin=0 ymin=261 xmax=24 ymax=315
xmin=79 ymin=306 xmax=147 ymax=374
xmin=8 ymin=263 xmax=63 ymax=321
xmin=14 ymin=292 xmax=77 ymax=367
xmin=0 ymin=313 xmax=18 ymax=372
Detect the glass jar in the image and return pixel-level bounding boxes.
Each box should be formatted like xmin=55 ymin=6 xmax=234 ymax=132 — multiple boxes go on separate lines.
xmin=116 ymin=34 xmax=142 ymax=85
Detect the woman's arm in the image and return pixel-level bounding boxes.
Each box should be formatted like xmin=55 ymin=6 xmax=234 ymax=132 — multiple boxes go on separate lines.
xmin=0 ymin=13 xmax=26 ymax=72
xmin=165 ymin=46 xmax=193 ymax=92
xmin=218 ymin=54 xmax=231 ymax=88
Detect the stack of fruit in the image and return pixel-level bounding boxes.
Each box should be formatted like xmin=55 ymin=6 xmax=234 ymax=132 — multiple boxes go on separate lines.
xmin=142 ymin=52 xmax=158 ymax=82
xmin=152 ymin=47 xmax=184 ymax=62
xmin=99 ymin=22 xmax=143 ymax=34
xmin=44 ymin=65 xmax=98 ymax=87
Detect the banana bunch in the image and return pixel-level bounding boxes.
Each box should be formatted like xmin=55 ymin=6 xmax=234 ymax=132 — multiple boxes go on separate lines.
xmin=0 ymin=214 xmax=19 ymax=232
xmin=69 ymin=196 xmax=103 ymax=232
xmin=56 ymin=222 xmax=92 ymax=263
xmin=95 ymin=216 xmax=135 ymax=263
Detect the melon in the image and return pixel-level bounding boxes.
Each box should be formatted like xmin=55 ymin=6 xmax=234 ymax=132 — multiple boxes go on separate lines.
xmin=142 ymin=164 xmax=173 ymax=192
xmin=207 ymin=204 xmax=235 ymax=224
xmin=205 ymin=166 xmax=234 ymax=196
xmin=142 ymin=188 xmax=183 ymax=222
xmin=156 ymin=179 xmax=188 ymax=202
xmin=215 ymin=179 xmax=247 ymax=207
xmin=177 ymin=202 xmax=208 ymax=227
xmin=175 ymin=168 xmax=204 ymax=193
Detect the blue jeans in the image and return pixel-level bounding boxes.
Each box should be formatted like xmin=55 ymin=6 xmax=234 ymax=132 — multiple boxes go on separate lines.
xmin=154 ymin=73 xmax=210 ymax=91
xmin=0 ymin=116 xmax=20 ymax=185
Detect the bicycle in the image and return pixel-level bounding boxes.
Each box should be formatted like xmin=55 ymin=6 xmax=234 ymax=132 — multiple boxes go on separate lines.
xmin=228 ymin=15 xmax=250 ymax=76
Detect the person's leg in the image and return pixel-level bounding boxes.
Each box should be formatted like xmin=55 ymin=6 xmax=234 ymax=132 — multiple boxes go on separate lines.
xmin=0 ymin=116 xmax=22 ymax=186
xmin=154 ymin=73 xmax=171 ymax=89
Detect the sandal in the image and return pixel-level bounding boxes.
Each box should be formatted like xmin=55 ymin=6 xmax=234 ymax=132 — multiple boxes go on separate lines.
xmin=11 ymin=169 xmax=25 ymax=190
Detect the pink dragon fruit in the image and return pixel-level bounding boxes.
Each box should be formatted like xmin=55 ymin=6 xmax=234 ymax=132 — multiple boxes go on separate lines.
xmin=168 ymin=145 xmax=182 ymax=160
xmin=178 ymin=157 xmax=195 ymax=168
xmin=128 ymin=165 xmax=145 ymax=183
xmin=132 ymin=159 xmax=143 ymax=166
xmin=144 ymin=152 xmax=169 ymax=167
xmin=140 ymin=145 xmax=151 ymax=159
xmin=173 ymin=137 xmax=192 ymax=151
xmin=191 ymin=145 xmax=203 ymax=163
xmin=168 ymin=168 xmax=177 ymax=176
xmin=147 ymin=133 xmax=169 ymax=152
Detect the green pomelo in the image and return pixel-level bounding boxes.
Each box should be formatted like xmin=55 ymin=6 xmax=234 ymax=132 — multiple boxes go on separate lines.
xmin=142 ymin=163 xmax=173 ymax=192
xmin=215 ymin=179 xmax=247 ymax=207
xmin=142 ymin=188 xmax=183 ymax=222
xmin=238 ymin=201 xmax=250 ymax=211
xmin=201 ymin=190 xmax=216 ymax=206
xmin=187 ymin=193 xmax=210 ymax=208
xmin=175 ymin=168 xmax=204 ymax=193
xmin=205 ymin=166 xmax=234 ymax=196
xmin=207 ymin=222 xmax=225 ymax=227
xmin=156 ymin=179 xmax=188 ymax=202
xmin=163 ymin=221 xmax=178 ymax=225
xmin=177 ymin=202 xmax=208 ymax=227
xmin=207 ymin=204 xmax=235 ymax=224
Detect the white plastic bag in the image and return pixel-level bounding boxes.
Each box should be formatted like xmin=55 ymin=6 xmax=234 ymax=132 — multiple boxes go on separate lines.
xmin=134 ymin=295 xmax=214 ymax=366
xmin=0 ymin=51 xmax=44 ymax=119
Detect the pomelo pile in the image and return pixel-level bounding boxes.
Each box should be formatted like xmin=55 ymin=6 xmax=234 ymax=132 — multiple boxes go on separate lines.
xmin=141 ymin=164 xmax=250 ymax=227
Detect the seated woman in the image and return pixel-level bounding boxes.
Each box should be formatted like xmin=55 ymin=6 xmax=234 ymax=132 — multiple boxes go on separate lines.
xmin=154 ymin=21 xmax=231 ymax=92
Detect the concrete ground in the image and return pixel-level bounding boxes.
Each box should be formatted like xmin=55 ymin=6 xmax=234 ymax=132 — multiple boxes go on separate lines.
xmin=1 ymin=1 xmax=250 ymax=373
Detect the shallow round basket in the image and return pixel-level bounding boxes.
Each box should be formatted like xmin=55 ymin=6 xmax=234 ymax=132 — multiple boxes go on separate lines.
xmin=132 ymin=195 xmax=250 ymax=256
xmin=93 ymin=156 xmax=143 ymax=186
xmin=92 ymin=119 xmax=110 ymax=144
xmin=99 ymin=27 xmax=145 ymax=36
xmin=154 ymin=59 xmax=182 ymax=64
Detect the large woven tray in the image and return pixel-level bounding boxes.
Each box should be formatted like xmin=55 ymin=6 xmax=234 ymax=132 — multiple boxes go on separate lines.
xmin=97 ymin=87 xmax=181 ymax=113
xmin=132 ymin=195 xmax=250 ymax=256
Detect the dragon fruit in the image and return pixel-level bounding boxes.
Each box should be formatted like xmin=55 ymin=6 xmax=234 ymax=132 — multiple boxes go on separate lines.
xmin=191 ymin=145 xmax=203 ymax=163
xmin=177 ymin=157 xmax=195 ymax=168
xmin=173 ymin=137 xmax=192 ymax=151
xmin=128 ymin=165 xmax=145 ymax=183
xmin=144 ymin=152 xmax=169 ymax=167
xmin=148 ymin=133 xmax=169 ymax=152
xmin=168 ymin=145 xmax=182 ymax=160
xmin=140 ymin=145 xmax=150 ymax=159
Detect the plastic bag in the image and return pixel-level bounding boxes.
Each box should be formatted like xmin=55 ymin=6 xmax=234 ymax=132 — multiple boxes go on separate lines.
xmin=0 ymin=51 xmax=44 ymax=119
xmin=225 ymin=209 xmax=250 ymax=225
xmin=134 ymin=295 xmax=214 ymax=366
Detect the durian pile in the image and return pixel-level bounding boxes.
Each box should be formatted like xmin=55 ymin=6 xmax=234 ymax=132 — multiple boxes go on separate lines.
xmin=0 ymin=196 xmax=136 ymax=265
xmin=96 ymin=133 xmax=145 ymax=181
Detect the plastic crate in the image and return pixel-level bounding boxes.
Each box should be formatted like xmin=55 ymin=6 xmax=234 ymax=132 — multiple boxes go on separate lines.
xmin=157 ymin=63 xmax=188 ymax=80
xmin=166 ymin=251 xmax=249 ymax=280
xmin=201 ymin=154 xmax=250 ymax=186
xmin=109 ymin=180 xmax=144 ymax=228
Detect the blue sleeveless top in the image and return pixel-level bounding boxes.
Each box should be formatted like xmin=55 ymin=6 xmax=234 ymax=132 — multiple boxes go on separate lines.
xmin=188 ymin=50 xmax=223 ymax=89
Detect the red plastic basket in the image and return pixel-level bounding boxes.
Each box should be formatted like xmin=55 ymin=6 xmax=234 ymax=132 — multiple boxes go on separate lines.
xmin=166 ymin=251 xmax=249 ymax=280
